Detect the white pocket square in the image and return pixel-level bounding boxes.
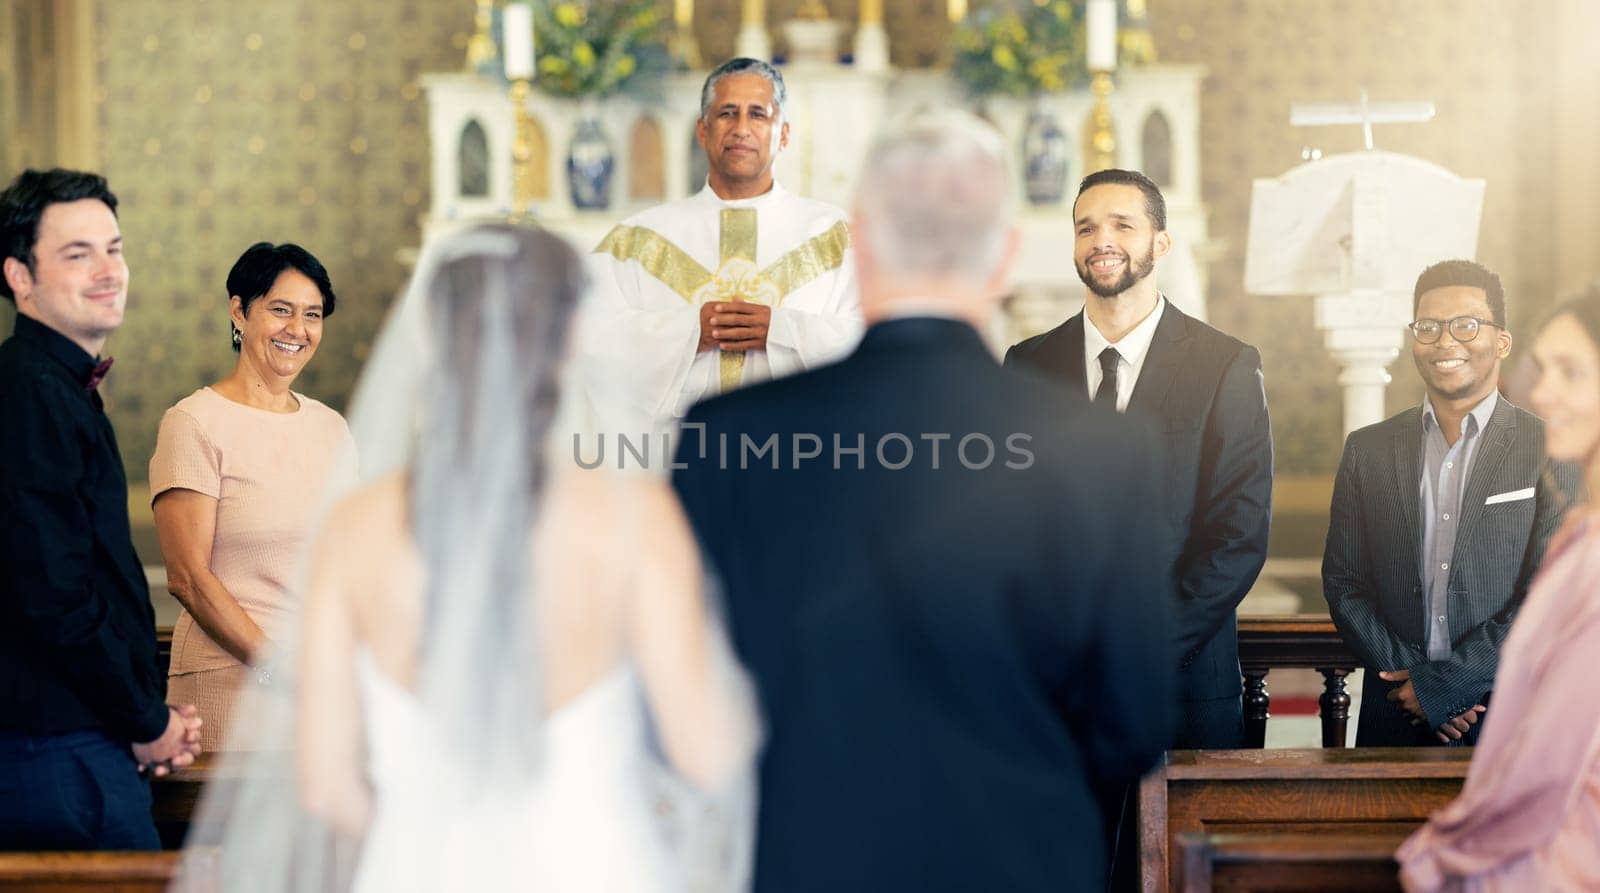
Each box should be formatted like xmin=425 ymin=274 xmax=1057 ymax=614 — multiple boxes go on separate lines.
xmin=1485 ymin=487 xmax=1535 ymax=505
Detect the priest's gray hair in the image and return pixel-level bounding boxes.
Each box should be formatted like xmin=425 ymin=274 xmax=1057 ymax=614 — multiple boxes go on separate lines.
xmin=699 ymin=57 xmax=788 ymax=122
xmin=855 ymin=110 xmax=1015 ymax=281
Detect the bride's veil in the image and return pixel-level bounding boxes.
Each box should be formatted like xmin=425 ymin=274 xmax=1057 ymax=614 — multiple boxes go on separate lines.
xmin=174 ymin=221 xmax=758 ymax=891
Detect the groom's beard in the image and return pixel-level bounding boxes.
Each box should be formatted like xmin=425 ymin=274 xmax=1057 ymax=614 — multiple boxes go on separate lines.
xmin=1075 ymin=240 xmax=1156 ymax=299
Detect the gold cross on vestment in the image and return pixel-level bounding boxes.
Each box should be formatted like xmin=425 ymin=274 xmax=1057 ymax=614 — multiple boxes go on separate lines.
xmin=595 ymin=210 xmax=849 ymax=393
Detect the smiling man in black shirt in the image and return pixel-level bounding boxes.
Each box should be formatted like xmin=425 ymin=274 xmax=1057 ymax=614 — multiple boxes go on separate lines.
xmin=0 ymin=169 xmax=201 ymax=849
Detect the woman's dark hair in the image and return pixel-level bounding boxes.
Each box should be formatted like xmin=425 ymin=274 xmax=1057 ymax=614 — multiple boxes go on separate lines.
xmin=0 ymin=168 xmax=119 ymax=303
xmin=1535 ymin=283 xmax=1600 ymax=510
xmin=1542 ymin=282 xmax=1600 ymax=362
xmin=225 ymin=242 xmax=337 ymax=351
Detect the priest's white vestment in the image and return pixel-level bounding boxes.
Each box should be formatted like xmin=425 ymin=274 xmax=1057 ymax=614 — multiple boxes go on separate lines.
xmin=581 ymin=181 xmax=862 ymax=435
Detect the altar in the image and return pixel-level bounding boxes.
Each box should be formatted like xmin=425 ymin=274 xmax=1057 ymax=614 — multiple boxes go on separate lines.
xmin=418 ymin=5 xmax=1212 ymax=351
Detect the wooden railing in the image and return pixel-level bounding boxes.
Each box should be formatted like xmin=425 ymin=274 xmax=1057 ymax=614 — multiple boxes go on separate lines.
xmin=1237 ymin=615 xmax=1359 ymax=749
xmin=159 ymin=616 xmax=1360 ymax=750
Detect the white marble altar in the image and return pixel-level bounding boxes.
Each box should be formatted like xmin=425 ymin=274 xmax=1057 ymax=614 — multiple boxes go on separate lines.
xmin=421 ymin=59 xmax=1212 ymax=352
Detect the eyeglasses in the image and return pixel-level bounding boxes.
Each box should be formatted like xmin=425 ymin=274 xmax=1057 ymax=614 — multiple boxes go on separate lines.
xmin=1408 ymin=316 xmax=1502 ymax=344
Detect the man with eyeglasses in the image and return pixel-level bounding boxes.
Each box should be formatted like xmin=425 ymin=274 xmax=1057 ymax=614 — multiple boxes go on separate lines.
xmin=1323 ymin=259 xmax=1579 ymax=746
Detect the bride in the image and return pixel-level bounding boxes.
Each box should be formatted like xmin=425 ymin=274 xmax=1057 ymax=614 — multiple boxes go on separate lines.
xmin=178 ymin=223 xmax=760 ymax=892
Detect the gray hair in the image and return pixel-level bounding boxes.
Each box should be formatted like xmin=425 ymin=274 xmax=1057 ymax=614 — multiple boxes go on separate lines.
xmin=855 ymin=110 xmax=1015 ymax=281
xmin=698 ymin=57 xmax=787 ymax=122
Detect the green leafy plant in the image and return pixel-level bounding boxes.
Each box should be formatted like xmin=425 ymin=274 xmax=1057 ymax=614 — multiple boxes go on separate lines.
xmin=529 ymin=0 xmax=668 ymax=98
xmin=952 ymin=1 xmax=1087 ymax=98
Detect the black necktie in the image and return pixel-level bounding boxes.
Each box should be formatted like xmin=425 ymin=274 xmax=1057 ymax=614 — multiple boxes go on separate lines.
xmin=1095 ymin=347 xmax=1121 ymax=409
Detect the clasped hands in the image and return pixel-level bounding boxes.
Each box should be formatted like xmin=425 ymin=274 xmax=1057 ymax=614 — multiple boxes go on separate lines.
xmin=133 ymin=704 xmax=203 ymax=777
xmin=698 ymin=300 xmax=770 ymax=354
xmin=1378 ymin=670 xmax=1485 ymax=744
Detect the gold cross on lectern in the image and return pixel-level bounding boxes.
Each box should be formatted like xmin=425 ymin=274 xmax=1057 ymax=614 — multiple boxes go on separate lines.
xmin=596 ymin=210 xmax=850 ymax=394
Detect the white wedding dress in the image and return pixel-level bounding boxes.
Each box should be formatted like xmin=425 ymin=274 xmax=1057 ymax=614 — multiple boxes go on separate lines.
xmin=351 ymin=652 xmax=677 ymax=892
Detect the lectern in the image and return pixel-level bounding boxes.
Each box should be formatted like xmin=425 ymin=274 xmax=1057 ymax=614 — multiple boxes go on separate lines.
xmin=1245 ymin=151 xmax=1485 ymax=436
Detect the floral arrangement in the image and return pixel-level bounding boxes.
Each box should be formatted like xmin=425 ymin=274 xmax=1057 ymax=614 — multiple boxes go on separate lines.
xmin=531 ymin=0 xmax=668 ymax=98
xmin=952 ymin=1 xmax=1087 ymax=97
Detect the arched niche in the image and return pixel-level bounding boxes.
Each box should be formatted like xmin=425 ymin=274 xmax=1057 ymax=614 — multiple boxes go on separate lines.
xmin=629 ymin=116 xmax=665 ymax=202
xmin=687 ymin=121 xmax=709 ymax=193
xmin=1141 ymin=109 xmax=1173 ymax=188
xmin=457 ymin=119 xmax=490 ymax=198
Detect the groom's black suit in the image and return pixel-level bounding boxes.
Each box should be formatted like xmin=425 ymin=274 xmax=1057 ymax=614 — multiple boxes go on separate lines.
xmin=673 ymin=318 xmax=1175 ymax=892
xmin=1005 ymin=302 xmax=1273 ymax=748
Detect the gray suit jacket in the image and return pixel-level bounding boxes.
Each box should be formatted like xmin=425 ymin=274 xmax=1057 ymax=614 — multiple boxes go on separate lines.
xmin=1322 ymin=396 xmax=1578 ymax=742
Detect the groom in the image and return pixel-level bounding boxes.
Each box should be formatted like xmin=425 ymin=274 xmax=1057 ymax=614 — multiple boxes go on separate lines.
xmin=672 ymin=113 xmax=1174 ymax=891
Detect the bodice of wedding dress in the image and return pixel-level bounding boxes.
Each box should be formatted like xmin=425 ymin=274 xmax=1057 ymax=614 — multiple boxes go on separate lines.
xmin=352 ymin=652 xmax=676 ymax=893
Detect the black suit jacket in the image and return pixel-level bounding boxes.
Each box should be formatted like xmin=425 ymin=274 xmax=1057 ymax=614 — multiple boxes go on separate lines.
xmin=1322 ymin=397 xmax=1578 ymax=744
xmin=673 ymin=318 xmax=1175 ymax=893
xmin=1005 ymin=302 xmax=1273 ymax=720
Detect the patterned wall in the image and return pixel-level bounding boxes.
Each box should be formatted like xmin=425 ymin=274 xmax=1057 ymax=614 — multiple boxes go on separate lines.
xmin=1147 ymin=0 xmax=1600 ymax=476
xmin=8 ymin=0 xmax=1595 ymax=499
xmin=87 ymin=0 xmax=473 ymax=493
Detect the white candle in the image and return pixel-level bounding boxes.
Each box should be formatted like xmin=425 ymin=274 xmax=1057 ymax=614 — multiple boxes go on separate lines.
xmin=1086 ymin=0 xmax=1117 ymax=71
xmin=503 ymin=2 xmax=535 ymax=80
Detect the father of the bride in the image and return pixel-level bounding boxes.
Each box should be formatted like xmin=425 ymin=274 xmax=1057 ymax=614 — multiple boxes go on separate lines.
xmin=673 ymin=113 xmax=1175 ymax=891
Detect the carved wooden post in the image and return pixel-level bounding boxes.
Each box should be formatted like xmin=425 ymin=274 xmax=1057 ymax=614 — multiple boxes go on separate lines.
xmin=1242 ymin=669 xmax=1270 ymax=748
xmin=1318 ymin=667 xmax=1352 ymax=748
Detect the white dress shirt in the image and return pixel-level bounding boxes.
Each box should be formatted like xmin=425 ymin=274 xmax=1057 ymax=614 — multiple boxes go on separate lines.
xmin=1083 ymin=295 xmax=1166 ymax=413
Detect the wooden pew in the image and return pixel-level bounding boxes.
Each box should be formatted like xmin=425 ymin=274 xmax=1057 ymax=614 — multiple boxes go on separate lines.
xmin=0 ymin=851 xmax=184 ymax=891
xmin=150 ymin=754 xmax=221 ymax=850
xmin=155 ymin=628 xmax=171 ymax=680
xmin=1140 ymin=747 xmax=1468 ymax=893
xmin=1177 ymin=831 xmax=1405 ymax=892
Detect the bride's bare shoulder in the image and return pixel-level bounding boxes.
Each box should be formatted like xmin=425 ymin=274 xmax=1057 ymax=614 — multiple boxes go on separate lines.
xmin=318 ymin=472 xmax=411 ymax=562
xmin=328 ymin=471 xmax=405 ymax=524
xmin=546 ymin=468 xmax=679 ymax=519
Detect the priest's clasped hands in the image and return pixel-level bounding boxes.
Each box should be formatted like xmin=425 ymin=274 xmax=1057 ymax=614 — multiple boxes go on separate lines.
xmin=698 ymin=299 xmax=771 ymax=353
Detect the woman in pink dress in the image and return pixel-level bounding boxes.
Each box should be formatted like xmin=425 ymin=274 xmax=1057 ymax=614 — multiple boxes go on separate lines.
xmin=150 ymin=242 xmax=354 ymax=751
xmin=1398 ymin=288 xmax=1600 ymax=891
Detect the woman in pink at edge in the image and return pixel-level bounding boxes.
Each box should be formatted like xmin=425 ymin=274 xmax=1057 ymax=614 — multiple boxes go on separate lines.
xmin=1398 ymin=288 xmax=1600 ymax=892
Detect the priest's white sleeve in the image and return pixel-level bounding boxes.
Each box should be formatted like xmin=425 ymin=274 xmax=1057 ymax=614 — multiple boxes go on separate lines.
xmin=579 ymin=250 xmax=703 ymax=436
xmin=763 ymin=248 xmax=864 ymax=379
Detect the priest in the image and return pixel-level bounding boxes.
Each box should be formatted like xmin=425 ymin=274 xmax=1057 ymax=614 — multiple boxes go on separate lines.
xmin=581 ymin=58 xmax=862 ymax=437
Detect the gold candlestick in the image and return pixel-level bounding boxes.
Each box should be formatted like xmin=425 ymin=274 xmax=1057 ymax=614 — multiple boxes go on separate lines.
xmin=509 ymin=78 xmax=545 ymax=217
xmin=1087 ymin=69 xmax=1118 ymax=173
xmin=860 ymin=0 xmax=882 ymax=25
xmin=673 ymin=0 xmax=703 ymax=68
xmin=465 ymin=0 xmax=497 ymax=72
xmin=742 ymin=0 xmax=765 ymax=26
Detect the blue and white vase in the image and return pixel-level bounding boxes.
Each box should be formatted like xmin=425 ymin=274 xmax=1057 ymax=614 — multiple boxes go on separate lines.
xmin=567 ymin=108 xmax=615 ymax=210
xmin=1022 ymin=100 xmax=1069 ymax=207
